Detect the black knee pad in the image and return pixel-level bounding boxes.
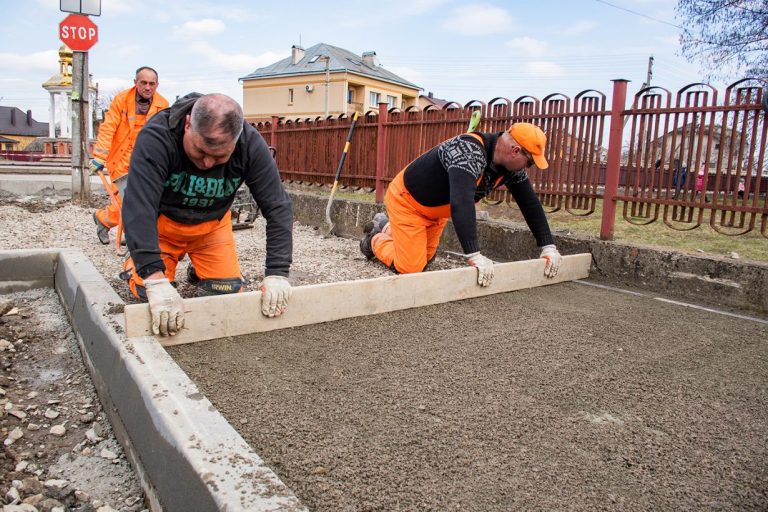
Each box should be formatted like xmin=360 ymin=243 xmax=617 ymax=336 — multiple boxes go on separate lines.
xmin=194 ymin=277 xmax=244 ymax=295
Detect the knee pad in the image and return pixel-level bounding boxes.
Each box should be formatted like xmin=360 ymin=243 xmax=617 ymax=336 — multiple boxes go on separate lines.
xmin=194 ymin=277 xmax=244 ymax=295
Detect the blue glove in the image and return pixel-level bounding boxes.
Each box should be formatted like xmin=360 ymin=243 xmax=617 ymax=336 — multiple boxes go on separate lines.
xmin=88 ymin=158 xmax=105 ymax=174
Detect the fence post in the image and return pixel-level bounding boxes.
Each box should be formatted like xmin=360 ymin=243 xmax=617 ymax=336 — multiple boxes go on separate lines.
xmin=270 ymin=116 xmax=279 ymax=147
xmin=600 ymin=79 xmax=629 ymax=240
xmin=375 ymin=102 xmax=389 ymax=203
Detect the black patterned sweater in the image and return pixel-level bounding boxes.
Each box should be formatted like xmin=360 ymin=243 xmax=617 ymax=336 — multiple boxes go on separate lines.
xmin=402 ymin=132 xmax=554 ymax=254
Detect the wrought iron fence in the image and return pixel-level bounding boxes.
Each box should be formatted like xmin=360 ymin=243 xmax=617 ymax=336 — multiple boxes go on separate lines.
xmin=252 ymin=79 xmax=768 ymax=240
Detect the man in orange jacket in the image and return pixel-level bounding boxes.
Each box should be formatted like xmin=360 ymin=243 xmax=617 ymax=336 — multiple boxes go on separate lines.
xmin=91 ymin=66 xmax=169 ymax=244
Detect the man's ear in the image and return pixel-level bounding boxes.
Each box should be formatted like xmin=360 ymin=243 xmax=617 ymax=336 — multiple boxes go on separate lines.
xmin=184 ymin=114 xmax=191 ymax=132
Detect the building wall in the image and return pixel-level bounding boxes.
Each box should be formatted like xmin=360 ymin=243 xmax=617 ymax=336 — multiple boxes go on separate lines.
xmin=243 ymin=72 xmax=419 ymax=122
xmin=0 ymin=135 xmax=37 ymax=150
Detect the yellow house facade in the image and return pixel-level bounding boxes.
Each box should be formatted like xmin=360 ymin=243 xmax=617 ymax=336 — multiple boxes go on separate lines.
xmin=240 ymin=43 xmax=421 ymax=122
xmin=0 ymin=107 xmax=49 ymax=151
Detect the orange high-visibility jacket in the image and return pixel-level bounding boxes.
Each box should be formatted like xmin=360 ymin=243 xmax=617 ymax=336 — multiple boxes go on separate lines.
xmin=92 ymin=86 xmax=169 ymax=181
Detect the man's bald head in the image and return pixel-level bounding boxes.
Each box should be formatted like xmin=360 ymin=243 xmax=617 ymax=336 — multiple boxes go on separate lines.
xmin=189 ymin=94 xmax=244 ymax=148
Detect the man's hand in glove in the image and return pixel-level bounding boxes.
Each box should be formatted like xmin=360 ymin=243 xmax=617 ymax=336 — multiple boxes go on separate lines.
xmin=88 ymin=157 xmax=105 ymax=175
xmin=465 ymin=252 xmax=494 ymax=287
xmin=260 ymin=276 xmax=292 ymax=317
xmin=144 ymin=278 xmax=185 ymax=336
xmin=540 ymin=244 xmax=562 ymax=278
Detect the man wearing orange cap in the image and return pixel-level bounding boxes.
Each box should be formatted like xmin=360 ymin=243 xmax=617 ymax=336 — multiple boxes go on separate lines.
xmin=360 ymin=122 xmax=561 ymax=287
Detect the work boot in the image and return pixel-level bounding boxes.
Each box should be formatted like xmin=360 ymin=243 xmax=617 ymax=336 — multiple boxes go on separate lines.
xmin=359 ymin=212 xmax=388 ymax=260
xmin=93 ymin=213 xmax=110 ymax=245
xmin=186 ymin=264 xmax=201 ymax=284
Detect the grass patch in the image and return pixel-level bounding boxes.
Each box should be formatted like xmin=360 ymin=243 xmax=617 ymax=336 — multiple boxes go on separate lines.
xmin=483 ymin=199 xmax=768 ymax=263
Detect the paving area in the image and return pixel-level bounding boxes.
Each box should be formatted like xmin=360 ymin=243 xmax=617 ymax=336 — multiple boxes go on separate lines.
xmin=169 ymin=282 xmax=768 ymax=511
xmin=1 ymin=195 xmax=766 ymax=510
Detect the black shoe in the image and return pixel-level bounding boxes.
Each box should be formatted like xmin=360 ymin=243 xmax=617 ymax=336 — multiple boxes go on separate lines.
xmin=360 ymin=231 xmax=376 ymax=259
xmin=186 ymin=264 xmax=201 ymax=284
xmin=360 ymin=212 xmax=388 ymax=260
xmin=93 ymin=213 xmax=110 ymax=245
xmin=363 ymin=212 xmax=389 ymax=235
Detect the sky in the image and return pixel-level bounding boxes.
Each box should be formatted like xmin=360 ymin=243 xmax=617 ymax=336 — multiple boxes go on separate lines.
xmin=0 ymin=0 xmax=732 ymax=120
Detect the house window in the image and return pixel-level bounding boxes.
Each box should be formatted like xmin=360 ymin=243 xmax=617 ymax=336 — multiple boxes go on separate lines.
xmin=386 ymin=95 xmax=398 ymax=109
xmin=288 ymin=88 xmax=294 ymax=105
xmin=348 ymin=88 xmax=354 ymax=104
xmin=369 ymin=91 xmax=380 ymax=107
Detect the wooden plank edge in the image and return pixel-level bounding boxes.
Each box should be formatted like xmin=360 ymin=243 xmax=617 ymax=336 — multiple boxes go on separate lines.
xmin=125 ymin=253 xmax=592 ymax=346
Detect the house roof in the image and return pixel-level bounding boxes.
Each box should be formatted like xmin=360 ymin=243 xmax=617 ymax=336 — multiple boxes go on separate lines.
xmin=0 ymin=107 xmax=48 ymax=137
xmin=240 ymin=43 xmax=421 ymax=91
xmin=420 ymin=92 xmax=452 ymax=108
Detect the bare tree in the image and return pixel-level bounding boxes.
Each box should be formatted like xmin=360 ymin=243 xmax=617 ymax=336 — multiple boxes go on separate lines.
xmin=677 ymin=0 xmax=768 ymax=80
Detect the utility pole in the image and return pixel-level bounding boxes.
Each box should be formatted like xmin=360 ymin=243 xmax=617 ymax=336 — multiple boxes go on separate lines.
xmin=71 ymin=51 xmax=90 ymax=203
xmin=642 ymin=55 xmax=654 ymax=90
xmin=623 ymin=55 xmax=654 ymax=128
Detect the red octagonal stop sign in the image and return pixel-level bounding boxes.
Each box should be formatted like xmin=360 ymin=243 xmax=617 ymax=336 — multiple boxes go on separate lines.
xmin=59 ymin=14 xmax=98 ymax=52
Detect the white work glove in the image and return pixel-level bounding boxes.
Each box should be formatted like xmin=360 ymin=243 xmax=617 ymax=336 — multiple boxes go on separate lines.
xmin=260 ymin=275 xmax=292 ymax=317
xmin=88 ymin=157 xmax=105 ymax=175
xmin=465 ymin=252 xmax=494 ymax=287
xmin=144 ymin=278 xmax=185 ymax=336
xmin=540 ymin=244 xmax=562 ymax=278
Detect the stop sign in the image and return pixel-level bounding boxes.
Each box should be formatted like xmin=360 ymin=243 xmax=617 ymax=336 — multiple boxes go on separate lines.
xmin=59 ymin=14 xmax=98 ymax=52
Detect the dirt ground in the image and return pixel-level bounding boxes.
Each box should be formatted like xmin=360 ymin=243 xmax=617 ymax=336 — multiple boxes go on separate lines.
xmin=169 ymin=283 xmax=768 ymax=511
xmin=2 ymin=196 xmax=767 ymax=511
xmin=0 ymin=288 xmax=145 ymax=511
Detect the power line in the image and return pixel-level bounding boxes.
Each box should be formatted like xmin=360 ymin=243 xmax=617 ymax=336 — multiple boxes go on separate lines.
xmin=594 ymin=0 xmax=682 ymax=29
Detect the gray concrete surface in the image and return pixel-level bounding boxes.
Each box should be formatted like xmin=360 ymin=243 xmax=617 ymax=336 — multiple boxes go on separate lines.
xmin=0 ymin=249 xmax=305 ymax=512
xmin=0 ymin=173 xmax=104 ymax=197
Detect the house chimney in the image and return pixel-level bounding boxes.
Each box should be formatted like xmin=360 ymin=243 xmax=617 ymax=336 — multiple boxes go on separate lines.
xmin=26 ymin=110 xmax=32 ymax=125
xmin=428 ymin=92 xmax=434 ymax=98
xmin=362 ymin=51 xmax=378 ymax=67
xmin=291 ymin=45 xmax=305 ymax=65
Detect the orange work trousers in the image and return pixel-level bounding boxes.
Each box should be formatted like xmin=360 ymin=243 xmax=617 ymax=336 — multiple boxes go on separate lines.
xmin=372 ymin=170 xmax=450 ymax=274
xmin=124 ymin=211 xmax=241 ymax=299
xmin=95 ymin=175 xmax=127 ymax=229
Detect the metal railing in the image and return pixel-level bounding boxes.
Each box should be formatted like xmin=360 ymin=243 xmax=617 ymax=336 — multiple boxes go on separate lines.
xmin=252 ymin=78 xmax=768 ymax=239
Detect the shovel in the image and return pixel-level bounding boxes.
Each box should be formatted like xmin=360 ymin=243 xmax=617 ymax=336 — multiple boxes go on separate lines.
xmin=324 ymin=111 xmax=360 ymax=236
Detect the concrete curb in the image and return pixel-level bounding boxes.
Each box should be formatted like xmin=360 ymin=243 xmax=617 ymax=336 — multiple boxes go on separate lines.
xmin=0 ymin=174 xmax=105 ymax=198
xmin=0 ymin=249 xmax=306 ymax=512
xmin=292 ymin=190 xmax=768 ymax=316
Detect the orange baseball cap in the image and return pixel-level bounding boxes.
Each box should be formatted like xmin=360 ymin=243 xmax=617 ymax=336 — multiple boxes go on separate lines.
xmin=508 ymin=123 xmax=549 ymax=169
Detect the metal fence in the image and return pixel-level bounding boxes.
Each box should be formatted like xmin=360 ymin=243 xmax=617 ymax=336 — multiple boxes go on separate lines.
xmin=252 ymin=79 xmax=768 ymax=240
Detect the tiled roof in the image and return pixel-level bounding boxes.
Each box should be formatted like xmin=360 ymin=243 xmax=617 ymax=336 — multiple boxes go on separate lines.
xmin=240 ymin=43 xmax=420 ymax=91
xmin=0 ymin=107 xmax=48 ymax=137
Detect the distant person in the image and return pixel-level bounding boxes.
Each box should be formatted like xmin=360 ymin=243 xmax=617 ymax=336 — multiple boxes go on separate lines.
xmin=359 ymin=122 xmax=562 ymax=287
xmin=121 ymin=93 xmax=293 ymax=336
xmin=695 ymin=163 xmax=709 ymax=202
xmin=672 ymin=158 xmax=687 ymax=199
xmin=738 ymin=177 xmax=745 ymax=199
xmin=91 ymin=66 xmax=169 ymax=244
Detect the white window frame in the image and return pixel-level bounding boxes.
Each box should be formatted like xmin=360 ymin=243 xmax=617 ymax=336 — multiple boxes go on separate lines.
xmin=386 ymin=95 xmax=398 ymax=109
xmin=369 ymin=91 xmax=380 ymax=107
